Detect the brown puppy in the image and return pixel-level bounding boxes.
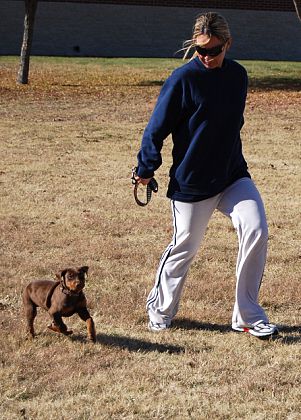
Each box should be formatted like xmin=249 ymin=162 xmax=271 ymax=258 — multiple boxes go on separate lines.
xmin=23 ymin=266 xmax=96 ymax=342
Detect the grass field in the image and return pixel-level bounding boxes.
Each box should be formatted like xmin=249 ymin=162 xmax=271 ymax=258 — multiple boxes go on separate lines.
xmin=0 ymin=57 xmax=300 ymax=419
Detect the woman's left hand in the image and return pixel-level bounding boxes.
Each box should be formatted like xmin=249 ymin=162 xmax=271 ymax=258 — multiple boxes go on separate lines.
xmin=134 ymin=176 xmax=152 ymax=186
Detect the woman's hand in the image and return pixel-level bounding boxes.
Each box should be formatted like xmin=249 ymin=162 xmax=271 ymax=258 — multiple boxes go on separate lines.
xmin=133 ymin=176 xmax=152 ymax=186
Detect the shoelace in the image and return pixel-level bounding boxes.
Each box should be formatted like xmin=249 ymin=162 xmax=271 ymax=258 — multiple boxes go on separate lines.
xmin=131 ymin=167 xmax=158 ymax=207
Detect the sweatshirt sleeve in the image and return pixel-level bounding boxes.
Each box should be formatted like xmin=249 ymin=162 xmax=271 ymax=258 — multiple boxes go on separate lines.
xmin=136 ymin=74 xmax=184 ymax=178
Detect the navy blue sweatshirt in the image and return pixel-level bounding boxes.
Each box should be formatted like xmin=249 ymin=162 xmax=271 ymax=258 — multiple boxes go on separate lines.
xmin=137 ymin=57 xmax=250 ymax=202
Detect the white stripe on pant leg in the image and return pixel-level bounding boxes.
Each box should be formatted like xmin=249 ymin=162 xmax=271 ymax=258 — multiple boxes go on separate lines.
xmin=146 ymin=243 xmax=173 ymax=308
xmin=217 ymin=178 xmax=269 ymax=327
xmin=146 ymin=201 xmax=177 ymax=308
xmin=234 ymin=232 xmax=268 ymax=326
xmin=147 ymin=198 xmax=218 ymax=325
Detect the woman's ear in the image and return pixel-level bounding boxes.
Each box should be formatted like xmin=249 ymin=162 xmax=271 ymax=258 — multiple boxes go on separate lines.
xmin=226 ymin=37 xmax=232 ymax=51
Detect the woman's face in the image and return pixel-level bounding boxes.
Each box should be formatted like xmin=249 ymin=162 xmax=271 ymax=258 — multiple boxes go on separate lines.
xmin=195 ymin=34 xmax=231 ymax=69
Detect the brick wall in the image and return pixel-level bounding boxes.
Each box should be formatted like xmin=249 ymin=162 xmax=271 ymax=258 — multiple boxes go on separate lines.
xmin=37 ymin=0 xmax=295 ymax=12
xmin=1 ymin=2 xmax=300 ymax=60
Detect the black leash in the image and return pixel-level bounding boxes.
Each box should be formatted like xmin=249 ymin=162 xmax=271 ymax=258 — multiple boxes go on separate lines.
xmin=131 ymin=167 xmax=158 ymax=207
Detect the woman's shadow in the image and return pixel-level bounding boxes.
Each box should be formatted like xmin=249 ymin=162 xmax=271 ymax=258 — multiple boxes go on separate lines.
xmin=172 ymin=318 xmax=301 ymax=344
xmin=274 ymin=325 xmax=301 ymax=344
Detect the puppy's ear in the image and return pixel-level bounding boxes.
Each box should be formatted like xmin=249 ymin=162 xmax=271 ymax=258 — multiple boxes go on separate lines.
xmin=56 ymin=269 xmax=68 ymax=282
xmin=79 ymin=266 xmax=89 ymax=277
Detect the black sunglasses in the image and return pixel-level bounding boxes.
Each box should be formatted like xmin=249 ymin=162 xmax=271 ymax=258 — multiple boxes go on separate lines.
xmin=195 ymin=43 xmax=225 ymax=57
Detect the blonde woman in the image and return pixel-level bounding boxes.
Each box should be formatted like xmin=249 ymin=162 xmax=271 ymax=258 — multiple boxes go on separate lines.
xmin=134 ymin=12 xmax=278 ymax=338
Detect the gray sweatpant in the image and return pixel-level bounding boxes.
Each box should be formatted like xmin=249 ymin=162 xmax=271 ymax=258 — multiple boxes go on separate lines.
xmin=146 ymin=177 xmax=269 ymax=328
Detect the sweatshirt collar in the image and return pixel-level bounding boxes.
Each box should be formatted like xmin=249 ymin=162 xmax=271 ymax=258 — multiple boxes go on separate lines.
xmin=193 ymin=56 xmax=229 ymax=72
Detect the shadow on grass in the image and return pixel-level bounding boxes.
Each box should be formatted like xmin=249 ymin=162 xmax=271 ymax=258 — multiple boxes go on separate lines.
xmin=173 ymin=318 xmax=232 ymax=333
xmin=69 ymin=332 xmax=183 ymax=353
xmin=127 ymin=77 xmax=301 ymax=90
xmin=249 ymin=77 xmax=301 ymax=91
xmin=69 ymin=322 xmax=301 ymax=347
xmin=117 ymin=78 xmax=300 ymax=90
xmin=95 ymin=333 xmax=184 ymax=354
xmin=137 ymin=80 xmax=164 ymax=86
xmin=277 ymin=325 xmax=301 ymax=333
xmin=275 ymin=325 xmax=301 ymax=345
xmin=173 ymin=318 xmax=301 ymax=344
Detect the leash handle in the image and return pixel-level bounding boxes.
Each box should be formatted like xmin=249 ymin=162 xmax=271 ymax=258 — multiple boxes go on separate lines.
xmin=131 ymin=167 xmax=158 ymax=207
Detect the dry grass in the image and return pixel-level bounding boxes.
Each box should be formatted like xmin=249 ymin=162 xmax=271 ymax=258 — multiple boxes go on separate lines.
xmin=0 ymin=57 xmax=300 ymax=419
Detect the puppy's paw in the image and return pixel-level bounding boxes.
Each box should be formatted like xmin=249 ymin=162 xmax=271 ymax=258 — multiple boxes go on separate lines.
xmin=47 ymin=325 xmax=73 ymax=335
xmin=48 ymin=324 xmax=60 ymax=333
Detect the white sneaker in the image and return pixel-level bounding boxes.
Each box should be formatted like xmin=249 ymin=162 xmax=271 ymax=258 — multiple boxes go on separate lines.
xmin=148 ymin=321 xmax=170 ymax=332
xmin=232 ymin=320 xmax=278 ymax=337
xmin=249 ymin=321 xmax=279 ymax=337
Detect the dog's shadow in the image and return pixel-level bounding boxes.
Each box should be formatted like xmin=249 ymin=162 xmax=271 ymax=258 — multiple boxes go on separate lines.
xmin=98 ymin=333 xmax=185 ymax=353
xmin=70 ymin=333 xmax=184 ymax=354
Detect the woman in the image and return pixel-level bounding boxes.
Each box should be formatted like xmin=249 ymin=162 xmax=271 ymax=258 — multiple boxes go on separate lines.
xmin=134 ymin=12 xmax=278 ymax=338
